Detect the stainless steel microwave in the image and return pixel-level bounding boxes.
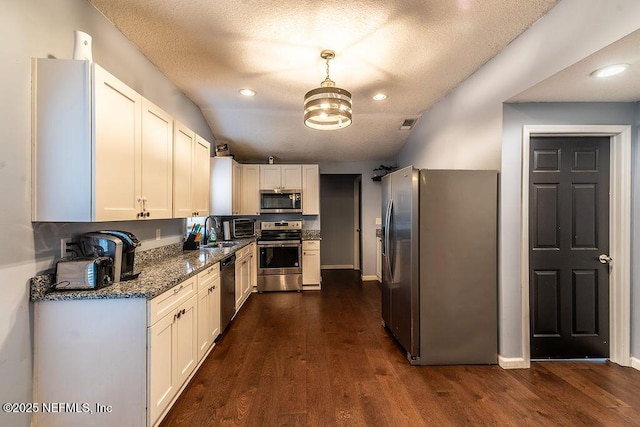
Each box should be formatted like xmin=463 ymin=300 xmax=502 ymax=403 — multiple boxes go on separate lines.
xmin=260 ymin=189 xmax=302 ymax=213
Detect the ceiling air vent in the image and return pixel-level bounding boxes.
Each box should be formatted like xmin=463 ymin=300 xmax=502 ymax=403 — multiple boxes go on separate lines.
xmin=399 ymin=118 xmax=417 ymax=130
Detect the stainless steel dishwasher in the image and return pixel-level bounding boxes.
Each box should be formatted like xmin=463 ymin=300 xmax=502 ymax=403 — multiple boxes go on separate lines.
xmin=220 ymin=254 xmax=236 ymax=333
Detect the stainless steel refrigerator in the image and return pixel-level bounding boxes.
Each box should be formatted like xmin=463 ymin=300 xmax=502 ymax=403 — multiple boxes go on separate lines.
xmin=381 ymin=167 xmax=498 ymax=365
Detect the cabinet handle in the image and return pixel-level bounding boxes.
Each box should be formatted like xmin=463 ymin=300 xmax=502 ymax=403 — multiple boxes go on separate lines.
xmin=173 ymin=284 xmax=184 ymax=294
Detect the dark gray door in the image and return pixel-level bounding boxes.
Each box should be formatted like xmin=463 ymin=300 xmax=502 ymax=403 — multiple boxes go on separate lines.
xmin=529 ymin=136 xmax=610 ymax=358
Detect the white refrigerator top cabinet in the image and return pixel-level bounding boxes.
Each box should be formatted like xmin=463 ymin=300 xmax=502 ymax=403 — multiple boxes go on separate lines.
xmin=32 ymin=58 xmax=175 ymax=222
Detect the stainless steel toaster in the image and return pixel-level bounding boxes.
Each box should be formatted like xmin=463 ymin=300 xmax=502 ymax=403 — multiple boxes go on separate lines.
xmin=55 ymin=257 xmax=113 ymax=290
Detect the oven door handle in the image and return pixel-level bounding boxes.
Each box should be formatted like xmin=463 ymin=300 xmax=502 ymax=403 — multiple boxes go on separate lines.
xmin=257 ymin=240 xmax=302 ymax=246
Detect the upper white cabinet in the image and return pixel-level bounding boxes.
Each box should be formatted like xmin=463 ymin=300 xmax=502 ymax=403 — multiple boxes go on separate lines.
xmin=241 ymin=164 xmax=260 ymax=215
xmin=302 ymin=164 xmax=320 ymax=215
xmin=141 ymin=99 xmax=173 ymax=219
xmin=32 ymin=59 xmax=150 ymax=221
xmin=193 ymin=135 xmax=211 ymax=217
xmin=259 ymin=165 xmax=302 ymax=190
xmin=32 ymin=58 xmax=206 ymax=222
xmin=173 ymin=122 xmax=211 ymax=218
xmin=210 ymin=157 xmax=241 ymax=216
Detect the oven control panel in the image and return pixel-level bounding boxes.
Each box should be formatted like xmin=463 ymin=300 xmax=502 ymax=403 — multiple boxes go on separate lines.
xmin=260 ymin=221 xmax=303 ymax=231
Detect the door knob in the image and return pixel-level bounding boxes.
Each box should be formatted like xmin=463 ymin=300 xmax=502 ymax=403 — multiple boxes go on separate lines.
xmin=598 ymin=254 xmax=613 ymax=264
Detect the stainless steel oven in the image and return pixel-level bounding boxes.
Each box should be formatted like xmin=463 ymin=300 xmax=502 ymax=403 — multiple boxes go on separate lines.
xmin=257 ymin=221 xmax=303 ymax=292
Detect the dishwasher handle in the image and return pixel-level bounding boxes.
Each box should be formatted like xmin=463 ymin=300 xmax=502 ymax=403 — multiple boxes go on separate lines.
xmin=221 ymin=254 xmax=236 ymax=268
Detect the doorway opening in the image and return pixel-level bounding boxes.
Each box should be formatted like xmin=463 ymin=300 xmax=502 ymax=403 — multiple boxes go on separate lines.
xmin=319 ymin=174 xmax=362 ymax=272
xmin=521 ymin=125 xmax=631 ymax=368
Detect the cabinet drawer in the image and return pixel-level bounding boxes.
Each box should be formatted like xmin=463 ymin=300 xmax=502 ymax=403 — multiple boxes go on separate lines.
xmin=237 ymin=245 xmax=251 ymax=260
xmin=197 ymin=262 xmax=220 ymax=293
xmin=148 ymin=276 xmax=196 ymax=325
xmin=302 ymin=240 xmax=320 ymax=250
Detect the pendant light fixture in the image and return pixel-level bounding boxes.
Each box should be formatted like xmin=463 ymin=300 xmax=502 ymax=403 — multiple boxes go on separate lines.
xmin=304 ymin=50 xmax=352 ymax=130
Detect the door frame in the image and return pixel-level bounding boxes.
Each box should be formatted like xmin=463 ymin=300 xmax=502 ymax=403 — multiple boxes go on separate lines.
xmin=354 ymin=175 xmax=361 ymax=271
xmin=520 ymin=125 xmax=631 ymax=368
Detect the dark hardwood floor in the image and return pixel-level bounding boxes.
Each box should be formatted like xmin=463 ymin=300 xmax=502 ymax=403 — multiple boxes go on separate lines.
xmin=160 ymin=269 xmax=640 ymax=426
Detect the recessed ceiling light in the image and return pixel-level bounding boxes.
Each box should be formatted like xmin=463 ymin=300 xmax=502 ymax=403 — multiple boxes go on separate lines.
xmin=239 ymin=89 xmax=256 ymax=97
xmin=590 ymin=63 xmax=630 ymax=78
xmin=373 ymin=93 xmax=387 ymax=101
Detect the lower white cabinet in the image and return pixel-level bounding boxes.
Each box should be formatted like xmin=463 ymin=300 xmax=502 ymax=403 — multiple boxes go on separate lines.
xmin=34 ymin=267 xmax=224 ymax=427
xmin=235 ymin=244 xmax=254 ymax=311
xmin=302 ymin=240 xmax=321 ymax=286
xmin=197 ymin=263 xmax=221 ymax=362
xmin=148 ymin=284 xmax=198 ymax=425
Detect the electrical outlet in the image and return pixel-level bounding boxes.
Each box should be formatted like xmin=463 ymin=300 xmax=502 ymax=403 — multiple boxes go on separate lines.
xmin=60 ymin=238 xmax=72 ymax=258
xmin=375 ymin=217 xmax=382 ymax=225
xmin=156 ymin=229 xmax=161 ymax=240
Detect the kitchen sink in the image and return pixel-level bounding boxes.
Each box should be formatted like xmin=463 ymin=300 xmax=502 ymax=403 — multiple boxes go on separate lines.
xmin=205 ymin=241 xmax=236 ymax=248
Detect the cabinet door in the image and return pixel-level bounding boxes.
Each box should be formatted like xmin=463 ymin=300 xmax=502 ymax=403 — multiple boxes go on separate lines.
xmin=175 ymin=295 xmax=198 ymax=387
xmin=260 ymin=165 xmax=281 ymax=190
xmin=141 ymin=99 xmax=173 ymax=219
xmin=173 ymin=121 xmax=195 ymax=218
xmin=302 ymin=249 xmax=321 ymax=285
xmin=197 ymin=288 xmax=212 ymax=362
xmin=94 ymin=64 xmax=142 ymax=221
xmin=210 ymin=276 xmax=221 ymax=341
xmin=281 ymin=165 xmax=302 ymax=189
xmin=302 ymin=164 xmax=320 ymax=215
xmin=241 ymin=256 xmax=251 ymax=299
xmin=250 ymin=244 xmax=257 ymax=289
xmin=148 ymin=312 xmax=177 ymax=425
xmin=235 ymin=261 xmax=244 ymax=310
xmin=192 ymin=135 xmax=211 ymax=217
xmin=232 ymin=160 xmax=242 ymax=215
xmin=241 ymin=165 xmax=260 ymax=215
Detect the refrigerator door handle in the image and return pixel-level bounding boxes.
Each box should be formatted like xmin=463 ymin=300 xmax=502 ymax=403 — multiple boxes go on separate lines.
xmin=386 ymin=199 xmax=394 ymax=283
xmin=383 ymin=199 xmax=391 ymax=258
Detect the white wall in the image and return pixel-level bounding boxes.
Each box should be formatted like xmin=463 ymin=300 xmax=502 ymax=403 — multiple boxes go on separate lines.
xmin=502 ymin=102 xmax=638 ymax=358
xmin=318 ymin=162 xmax=389 ymax=276
xmin=394 ymin=0 xmax=640 ymax=361
xmin=0 ymin=1 xmax=213 ymax=425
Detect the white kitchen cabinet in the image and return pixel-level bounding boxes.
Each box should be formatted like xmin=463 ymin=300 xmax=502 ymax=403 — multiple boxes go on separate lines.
xmin=173 ymin=121 xmax=210 ymax=218
xmin=235 ymin=244 xmax=253 ymax=310
xmin=210 ymin=157 xmax=242 ymax=215
xmin=241 ymin=164 xmax=261 ymax=215
xmin=32 ymin=59 xmax=180 ymax=222
xmin=148 ymin=278 xmax=198 ymax=425
xmin=175 ymin=294 xmax=198 ymax=387
xmin=259 ymin=164 xmax=302 ymax=190
xmin=233 ymin=160 xmax=242 ymax=215
xmin=141 ymin=99 xmax=174 ymax=219
xmin=197 ymin=263 xmax=221 ymax=362
xmin=250 ymin=243 xmax=257 ymax=291
xmin=302 ymin=240 xmax=321 ymax=287
xmin=32 ymin=58 xmax=166 ymax=221
xmin=376 ymin=236 xmax=382 ymax=282
xmin=193 ymin=135 xmax=211 ymax=217
xmin=302 ymin=164 xmax=320 ymax=215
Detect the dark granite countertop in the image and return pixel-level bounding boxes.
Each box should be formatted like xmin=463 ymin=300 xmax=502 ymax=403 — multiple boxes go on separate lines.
xmin=376 ymin=228 xmax=382 ymax=238
xmin=30 ymin=239 xmax=255 ymax=302
xmin=302 ymin=229 xmax=321 ymax=240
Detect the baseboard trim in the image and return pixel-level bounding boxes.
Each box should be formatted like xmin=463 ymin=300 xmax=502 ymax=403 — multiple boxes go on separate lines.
xmin=498 ymin=355 xmax=530 ymax=370
xmin=361 ymin=274 xmax=377 ymax=281
xmin=631 ymin=357 xmax=640 ymax=371
xmin=321 ymin=264 xmax=354 ymax=269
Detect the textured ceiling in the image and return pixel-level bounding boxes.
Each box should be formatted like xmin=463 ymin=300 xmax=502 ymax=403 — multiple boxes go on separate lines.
xmin=510 ymin=28 xmax=640 ymax=103
xmin=89 ymin=0 xmax=559 ymax=162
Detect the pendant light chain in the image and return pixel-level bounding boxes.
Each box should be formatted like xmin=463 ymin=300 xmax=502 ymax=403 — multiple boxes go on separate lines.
xmin=325 ymin=56 xmax=331 ymax=81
